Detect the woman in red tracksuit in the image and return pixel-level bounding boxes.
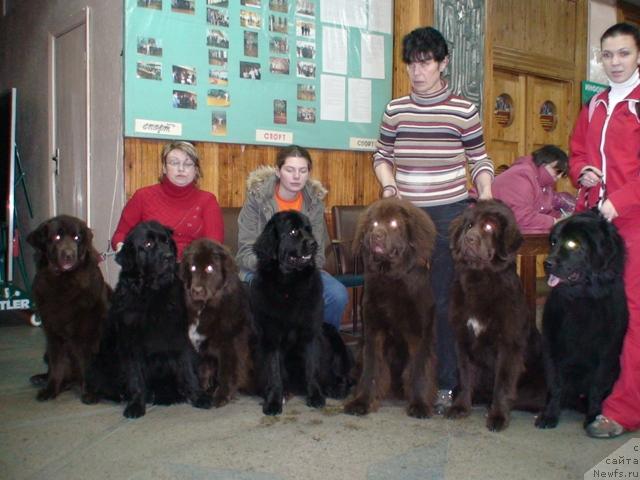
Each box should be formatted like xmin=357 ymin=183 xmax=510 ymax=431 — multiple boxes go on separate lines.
xmin=569 ymin=22 xmax=640 ymax=438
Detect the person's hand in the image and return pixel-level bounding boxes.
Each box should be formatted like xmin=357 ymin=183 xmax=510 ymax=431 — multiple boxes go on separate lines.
xmin=477 ymin=190 xmax=493 ymax=200
xmin=579 ymin=167 xmax=603 ymax=188
xmin=381 ymin=185 xmax=400 ymax=199
xmin=599 ymin=199 xmax=618 ymax=222
xmin=475 ymin=171 xmax=493 ymax=200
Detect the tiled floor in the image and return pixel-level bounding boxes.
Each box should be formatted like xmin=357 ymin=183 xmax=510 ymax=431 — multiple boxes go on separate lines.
xmin=0 ymin=316 xmax=633 ymax=480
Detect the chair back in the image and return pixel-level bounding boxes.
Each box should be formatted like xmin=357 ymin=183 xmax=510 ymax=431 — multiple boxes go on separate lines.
xmin=221 ymin=207 xmax=241 ymax=255
xmin=331 ymin=205 xmax=365 ymax=275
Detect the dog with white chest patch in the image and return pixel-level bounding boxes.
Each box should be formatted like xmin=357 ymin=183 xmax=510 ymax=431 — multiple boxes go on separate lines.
xmin=446 ymin=200 xmax=544 ymax=431
xmin=180 ymin=238 xmax=255 ymax=407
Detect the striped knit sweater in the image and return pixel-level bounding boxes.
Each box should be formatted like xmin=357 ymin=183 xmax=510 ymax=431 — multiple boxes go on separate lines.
xmin=373 ymin=82 xmax=494 ymax=207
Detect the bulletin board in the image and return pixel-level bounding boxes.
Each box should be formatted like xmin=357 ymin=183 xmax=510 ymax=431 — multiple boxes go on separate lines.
xmin=124 ymin=0 xmax=394 ymax=151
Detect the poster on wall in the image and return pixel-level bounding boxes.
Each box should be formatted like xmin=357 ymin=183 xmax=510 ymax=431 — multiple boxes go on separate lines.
xmin=124 ymin=0 xmax=394 ymax=151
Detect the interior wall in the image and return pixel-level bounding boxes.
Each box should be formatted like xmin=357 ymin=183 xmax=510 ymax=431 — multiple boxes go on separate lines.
xmin=0 ymin=0 xmax=124 ymax=285
xmin=589 ymin=0 xmax=618 ymax=83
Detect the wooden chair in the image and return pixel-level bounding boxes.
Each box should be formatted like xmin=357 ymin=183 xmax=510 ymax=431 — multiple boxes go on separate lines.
xmin=517 ymin=233 xmax=549 ymax=320
xmin=221 ymin=207 xmax=241 ymax=256
xmin=330 ymin=205 xmax=366 ymax=334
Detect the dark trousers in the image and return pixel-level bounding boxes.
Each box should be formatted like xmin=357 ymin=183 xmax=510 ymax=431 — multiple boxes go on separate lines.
xmin=421 ymin=200 xmax=469 ymax=391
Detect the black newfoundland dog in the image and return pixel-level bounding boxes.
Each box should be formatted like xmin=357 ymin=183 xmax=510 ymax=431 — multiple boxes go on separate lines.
xmin=27 ymin=215 xmax=111 ymax=401
xmin=180 ymin=238 xmax=255 ymax=407
xmin=251 ymin=211 xmax=353 ymax=416
xmin=83 ymin=221 xmax=212 ymax=418
xmin=535 ymin=210 xmax=627 ymax=429
xmin=344 ymin=198 xmax=438 ymax=418
xmin=447 ymin=200 xmax=544 ymax=431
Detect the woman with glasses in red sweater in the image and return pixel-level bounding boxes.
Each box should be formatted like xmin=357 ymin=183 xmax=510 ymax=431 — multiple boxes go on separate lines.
xmin=112 ymin=141 xmax=224 ymax=260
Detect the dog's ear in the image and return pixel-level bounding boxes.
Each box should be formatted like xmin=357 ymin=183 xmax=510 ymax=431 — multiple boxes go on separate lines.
xmin=115 ymin=239 xmax=137 ymax=272
xmin=27 ymin=220 xmax=50 ymax=253
xmin=159 ymin=225 xmax=178 ymax=258
xmin=83 ymin=225 xmax=94 ymax=245
xmin=598 ymin=217 xmax=626 ymax=278
xmin=501 ymin=213 xmax=523 ymax=255
xmin=448 ymin=210 xmax=466 ymax=251
xmin=220 ymin=247 xmax=240 ymax=296
xmin=79 ymin=225 xmax=99 ymax=263
xmin=178 ymin=248 xmax=192 ymax=282
xmin=405 ymin=205 xmax=436 ymax=264
xmin=220 ymin=245 xmax=239 ymax=278
xmin=27 ymin=220 xmax=51 ymax=267
xmin=253 ymin=216 xmax=279 ymax=262
xmin=351 ymin=207 xmax=370 ymax=259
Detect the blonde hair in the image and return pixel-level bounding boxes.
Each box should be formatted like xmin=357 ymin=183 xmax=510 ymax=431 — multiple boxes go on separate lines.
xmin=161 ymin=141 xmax=202 ymax=181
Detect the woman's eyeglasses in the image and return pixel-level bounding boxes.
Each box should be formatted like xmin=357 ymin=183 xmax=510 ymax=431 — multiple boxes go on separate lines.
xmin=166 ymin=159 xmax=195 ymax=169
xmin=554 ymin=167 xmax=567 ymax=178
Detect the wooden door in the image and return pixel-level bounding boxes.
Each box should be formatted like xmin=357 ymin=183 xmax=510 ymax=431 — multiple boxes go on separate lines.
xmin=525 ymin=75 xmax=571 ymax=153
xmin=525 ymin=75 xmax=574 ymax=193
xmin=488 ymin=70 xmax=573 ymax=166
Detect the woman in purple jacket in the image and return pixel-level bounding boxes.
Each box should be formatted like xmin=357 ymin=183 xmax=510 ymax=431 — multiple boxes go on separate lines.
xmin=490 ymin=145 xmax=570 ymax=233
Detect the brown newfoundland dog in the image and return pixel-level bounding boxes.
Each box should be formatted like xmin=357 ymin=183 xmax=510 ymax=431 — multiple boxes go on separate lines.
xmin=344 ymin=198 xmax=437 ymax=418
xmin=180 ymin=238 xmax=255 ymax=407
xmin=27 ymin=215 xmax=111 ymax=401
xmin=447 ymin=200 xmax=543 ymax=431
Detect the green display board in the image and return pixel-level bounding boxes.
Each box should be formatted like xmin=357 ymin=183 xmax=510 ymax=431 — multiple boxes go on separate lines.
xmin=124 ymin=0 xmax=394 ymax=151
xmin=581 ymin=80 xmax=607 ymax=105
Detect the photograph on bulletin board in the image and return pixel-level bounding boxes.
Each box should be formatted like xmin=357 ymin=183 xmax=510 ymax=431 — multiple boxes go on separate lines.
xmin=124 ymin=0 xmax=394 ymax=151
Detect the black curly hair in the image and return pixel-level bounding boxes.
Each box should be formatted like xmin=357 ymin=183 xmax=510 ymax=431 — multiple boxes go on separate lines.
xmin=402 ymin=27 xmax=449 ymax=64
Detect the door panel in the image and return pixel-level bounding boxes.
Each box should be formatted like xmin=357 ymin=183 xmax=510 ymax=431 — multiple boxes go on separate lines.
xmin=488 ymin=69 xmax=526 ymax=170
xmin=525 ymin=75 xmax=574 ymax=193
xmin=525 ymin=75 xmax=571 ymax=153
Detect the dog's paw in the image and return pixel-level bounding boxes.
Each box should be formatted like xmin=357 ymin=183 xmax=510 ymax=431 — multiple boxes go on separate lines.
xmin=36 ymin=387 xmax=57 ymax=402
xmin=81 ymin=391 xmax=100 ymax=405
xmin=344 ymin=399 xmax=370 ymax=416
xmin=211 ymin=386 xmax=232 ymax=408
xmin=123 ymin=402 xmax=146 ymax=419
xmin=263 ymin=400 xmax=283 ymax=416
xmin=306 ymin=393 xmax=326 ymax=409
xmin=29 ymin=373 xmax=48 ymax=388
xmin=534 ymin=414 xmax=559 ymax=429
xmin=445 ymin=405 xmax=470 ymax=419
xmin=486 ymin=413 xmax=509 ymax=432
xmin=326 ymin=380 xmax=350 ymax=400
xmin=193 ymin=393 xmax=214 ymax=410
xmin=407 ymin=402 xmax=432 ymax=419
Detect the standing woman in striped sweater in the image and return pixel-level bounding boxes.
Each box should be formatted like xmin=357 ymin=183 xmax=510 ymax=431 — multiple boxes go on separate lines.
xmin=372 ymin=26 xmax=494 ymax=413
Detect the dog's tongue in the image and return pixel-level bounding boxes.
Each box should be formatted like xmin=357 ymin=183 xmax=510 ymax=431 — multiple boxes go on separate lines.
xmin=547 ymin=274 xmax=561 ymax=288
xmin=60 ymin=261 xmax=75 ymax=271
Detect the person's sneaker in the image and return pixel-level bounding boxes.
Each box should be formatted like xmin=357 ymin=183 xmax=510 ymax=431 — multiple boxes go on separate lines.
xmin=586 ymin=415 xmax=625 ymax=438
xmin=434 ymin=389 xmax=453 ymax=415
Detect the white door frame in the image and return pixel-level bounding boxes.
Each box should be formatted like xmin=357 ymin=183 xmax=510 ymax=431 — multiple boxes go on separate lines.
xmin=48 ymin=7 xmax=92 ymax=225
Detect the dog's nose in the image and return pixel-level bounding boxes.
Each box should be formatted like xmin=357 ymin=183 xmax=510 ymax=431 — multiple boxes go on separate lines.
xmin=371 ymin=230 xmax=384 ymax=241
xmin=60 ymin=249 xmax=76 ymax=261
xmin=543 ymin=258 xmax=554 ymax=271
xmin=191 ymin=285 xmax=205 ymax=299
xmin=465 ymin=234 xmax=479 ymax=246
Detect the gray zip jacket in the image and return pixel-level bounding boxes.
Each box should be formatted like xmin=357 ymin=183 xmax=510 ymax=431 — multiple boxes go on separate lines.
xmin=235 ymin=166 xmax=329 ymax=281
